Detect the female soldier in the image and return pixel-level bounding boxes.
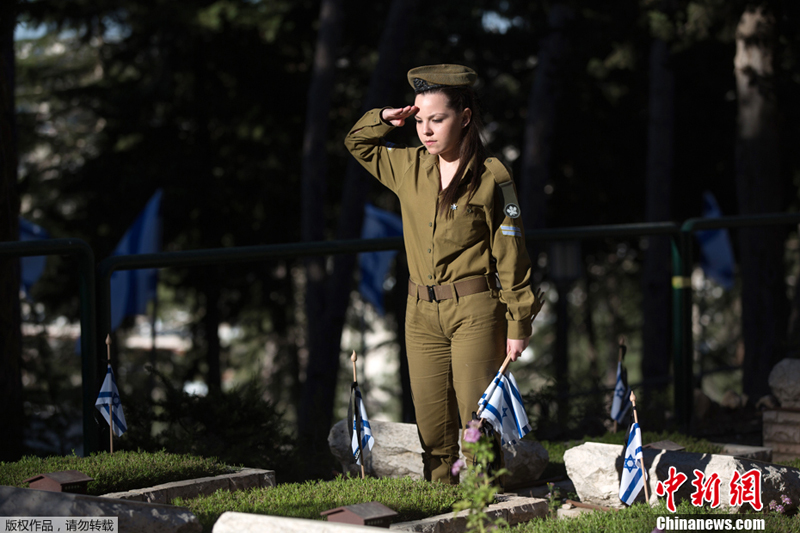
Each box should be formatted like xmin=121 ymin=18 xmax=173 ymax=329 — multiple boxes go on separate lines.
xmin=345 ymin=64 xmax=539 ymax=484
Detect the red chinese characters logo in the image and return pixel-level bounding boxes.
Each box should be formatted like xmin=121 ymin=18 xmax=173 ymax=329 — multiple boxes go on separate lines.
xmin=656 ymin=466 xmax=688 ymax=512
xmin=690 ymin=469 xmax=721 ymax=508
xmin=729 ymin=468 xmax=763 ymax=511
xmin=654 ymin=467 xmax=763 ymax=512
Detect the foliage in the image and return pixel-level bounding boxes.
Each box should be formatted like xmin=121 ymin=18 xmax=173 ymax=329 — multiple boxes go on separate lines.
xmin=173 ymin=476 xmax=463 ymax=533
xmin=119 ymin=368 xmax=301 ymax=482
xmin=451 ymin=420 xmax=508 ymax=533
xmin=0 ymin=450 xmax=230 ymax=496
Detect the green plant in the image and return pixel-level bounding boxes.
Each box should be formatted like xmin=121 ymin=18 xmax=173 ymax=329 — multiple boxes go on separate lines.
xmin=120 ymin=369 xmax=301 ymax=481
xmin=451 ymin=420 xmax=508 ymax=533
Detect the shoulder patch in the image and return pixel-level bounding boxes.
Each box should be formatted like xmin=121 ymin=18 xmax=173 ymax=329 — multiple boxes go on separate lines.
xmin=485 ymin=158 xmax=521 ymax=219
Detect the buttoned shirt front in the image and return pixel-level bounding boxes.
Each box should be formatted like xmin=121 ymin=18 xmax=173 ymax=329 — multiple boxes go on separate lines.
xmin=345 ymin=109 xmax=537 ymax=339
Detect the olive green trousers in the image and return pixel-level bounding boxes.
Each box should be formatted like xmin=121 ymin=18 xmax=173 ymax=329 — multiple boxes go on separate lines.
xmin=405 ymin=290 xmax=506 ymax=484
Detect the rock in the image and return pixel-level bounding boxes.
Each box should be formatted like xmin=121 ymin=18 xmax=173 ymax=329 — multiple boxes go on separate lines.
xmin=564 ymin=441 xmax=800 ymax=512
xmin=770 ymin=359 xmax=800 ymax=408
xmin=328 ymin=419 xmax=549 ymax=488
xmin=0 ymin=486 xmax=201 ymax=533
xmin=213 ymin=512 xmax=376 ymax=532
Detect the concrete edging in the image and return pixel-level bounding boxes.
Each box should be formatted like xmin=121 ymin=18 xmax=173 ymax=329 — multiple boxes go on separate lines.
xmin=102 ymin=467 xmax=275 ymax=504
xmin=390 ymin=493 xmax=548 ymax=532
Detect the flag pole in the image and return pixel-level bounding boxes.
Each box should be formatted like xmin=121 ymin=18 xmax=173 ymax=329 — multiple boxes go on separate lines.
xmin=106 ymin=334 xmax=113 ymax=455
xmin=351 ymin=351 xmax=365 ymax=480
xmin=614 ymin=336 xmax=627 ymax=433
xmin=474 ymin=293 xmax=546 ymax=420
xmin=630 ymin=390 xmax=649 ymax=503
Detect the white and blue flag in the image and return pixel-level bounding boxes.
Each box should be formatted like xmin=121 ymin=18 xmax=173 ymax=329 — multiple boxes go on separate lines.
xmin=95 ymin=364 xmax=127 ymax=437
xmin=610 ymin=361 xmax=631 ymax=423
xmin=478 ymin=370 xmax=531 ymax=445
xmin=350 ymin=385 xmax=374 ymax=466
xmin=619 ymin=421 xmax=646 ymax=505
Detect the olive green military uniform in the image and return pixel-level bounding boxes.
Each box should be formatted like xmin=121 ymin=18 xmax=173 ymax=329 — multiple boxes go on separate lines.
xmin=344 ymin=68 xmax=537 ymax=484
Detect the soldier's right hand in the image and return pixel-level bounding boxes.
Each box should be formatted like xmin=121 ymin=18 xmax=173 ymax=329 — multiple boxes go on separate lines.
xmin=381 ymin=106 xmax=419 ymax=127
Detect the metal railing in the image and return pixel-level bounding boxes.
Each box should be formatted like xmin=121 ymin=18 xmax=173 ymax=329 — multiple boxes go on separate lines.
xmin=0 ymin=239 xmax=97 ymax=453
xmin=6 ymin=212 xmax=800 ymax=453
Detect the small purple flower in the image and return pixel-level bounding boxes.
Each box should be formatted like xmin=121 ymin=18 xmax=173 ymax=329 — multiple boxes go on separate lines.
xmin=781 ymin=494 xmax=792 ymax=506
xmin=464 ymin=426 xmax=481 ymax=443
xmin=451 ymin=459 xmax=466 ymax=476
xmin=777 ymin=504 xmax=785 ymax=514
xmin=769 ymin=500 xmax=777 ymax=511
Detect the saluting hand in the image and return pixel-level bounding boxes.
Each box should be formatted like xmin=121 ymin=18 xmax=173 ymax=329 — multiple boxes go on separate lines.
xmin=381 ymin=106 xmax=419 ymax=127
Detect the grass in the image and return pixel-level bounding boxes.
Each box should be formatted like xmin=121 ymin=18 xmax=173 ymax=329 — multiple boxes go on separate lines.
xmin=173 ymin=476 xmax=463 ymax=533
xmin=0 ymin=450 xmax=232 ymax=496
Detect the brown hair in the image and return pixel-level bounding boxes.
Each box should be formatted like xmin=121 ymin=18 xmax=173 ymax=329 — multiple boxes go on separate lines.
xmin=422 ymin=86 xmax=488 ymax=217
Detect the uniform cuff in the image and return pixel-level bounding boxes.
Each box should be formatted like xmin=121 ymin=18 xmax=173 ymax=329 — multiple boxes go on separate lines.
xmin=507 ymin=320 xmax=532 ymax=340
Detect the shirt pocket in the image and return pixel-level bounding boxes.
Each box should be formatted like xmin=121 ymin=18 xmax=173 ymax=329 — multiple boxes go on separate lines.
xmin=441 ymin=203 xmax=487 ymax=247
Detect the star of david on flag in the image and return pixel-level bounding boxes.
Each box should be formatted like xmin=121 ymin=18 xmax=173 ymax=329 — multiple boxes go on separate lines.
xmin=611 ymin=361 xmax=631 ymax=423
xmin=349 ymin=384 xmax=374 ymax=466
xmin=95 ymin=364 xmax=127 ymax=437
xmin=478 ymin=370 xmax=531 ymax=445
xmin=619 ymin=421 xmax=647 ymax=505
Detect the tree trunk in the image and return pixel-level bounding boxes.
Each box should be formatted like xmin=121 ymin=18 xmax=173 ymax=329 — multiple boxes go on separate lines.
xmin=519 ymin=4 xmax=573 ymax=236
xmin=734 ymin=5 xmax=786 ymax=402
xmin=298 ymin=0 xmax=419 ymax=468
xmin=0 ymin=0 xmax=23 ymax=462
xmin=296 ymin=0 xmax=345 ymax=471
xmin=641 ymin=36 xmax=675 ymax=404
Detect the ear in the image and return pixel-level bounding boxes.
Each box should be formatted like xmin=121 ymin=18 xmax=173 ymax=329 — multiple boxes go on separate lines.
xmin=462 ymin=108 xmax=472 ymax=128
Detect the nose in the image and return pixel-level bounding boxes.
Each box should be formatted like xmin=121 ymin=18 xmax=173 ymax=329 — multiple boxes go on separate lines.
xmin=421 ymin=121 xmax=432 ymax=135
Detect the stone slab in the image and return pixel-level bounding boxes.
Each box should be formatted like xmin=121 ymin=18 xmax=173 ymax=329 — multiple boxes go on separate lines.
xmin=713 ymin=443 xmax=773 ymax=462
xmin=0 ymin=485 xmax=201 ymax=533
xmin=213 ymin=512 xmax=378 ymax=532
xmin=390 ymin=493 xmax=547 ymax=532
xmin=564 ymin=441 xmax=800 ymax=512
xmin=102 ymin=468 xmax=275 ymax=503
xmin=557 ymin=506 xmax=595 ymax=519
xmin=329 ymin=419 xmax=548 ymax=488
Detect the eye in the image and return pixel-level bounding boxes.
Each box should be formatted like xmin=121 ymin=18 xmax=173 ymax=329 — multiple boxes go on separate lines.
xmin=432 ymin=119 xmax=443 ymax=123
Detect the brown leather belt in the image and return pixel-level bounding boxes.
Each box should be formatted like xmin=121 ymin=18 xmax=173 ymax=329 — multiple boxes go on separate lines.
xmin=408 ymin=276 xmax=496 ymax=302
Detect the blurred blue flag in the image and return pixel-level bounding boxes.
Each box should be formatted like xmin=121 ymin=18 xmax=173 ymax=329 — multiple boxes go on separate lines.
xmin=696 ymin=191 xmax=734 ymax=289
xmin=478 ymin=370 xmax=531 ymax=445
xmin=610 ymin=361 xmax=631 ymax=423
xmin=359 ymin=204 xmax=402 ymax=315
xmin=619 ymin=421 xmax=646 ymax=505
xmin=350 ymin=384 xmax=374 ymax=466
xmin=18 ymin=217 xmax=50 ymax=296
xmin=110 ymin=189 xmax=163 ymax=331
xmin=95 ymin=364 xmax=127 ymax=437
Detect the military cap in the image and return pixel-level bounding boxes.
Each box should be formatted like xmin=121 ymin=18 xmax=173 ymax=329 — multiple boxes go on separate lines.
xmin=407 ymin=64 xmax=477 ymax=93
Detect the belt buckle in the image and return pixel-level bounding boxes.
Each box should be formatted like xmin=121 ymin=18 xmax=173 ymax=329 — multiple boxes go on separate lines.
xmin=427 ymin=285 xmax=437 ymax=302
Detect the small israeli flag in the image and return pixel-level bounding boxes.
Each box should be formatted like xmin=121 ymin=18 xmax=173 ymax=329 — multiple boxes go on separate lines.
xmin=478 ymin=371 xmax=531 ymax=445
xmin=610 ymin=361 xmax=631 ymax=423
xmin=350 ymin=385 xmax=374 ymax=465
xmin=95 ymin=364 xmax=127 ymax=437
xmin=619 ymin=422 xmax=646 ymax=505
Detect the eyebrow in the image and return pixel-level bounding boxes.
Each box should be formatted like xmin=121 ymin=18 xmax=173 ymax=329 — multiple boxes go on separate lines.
xmin=415 ymin=112 xmax=448 ymax=119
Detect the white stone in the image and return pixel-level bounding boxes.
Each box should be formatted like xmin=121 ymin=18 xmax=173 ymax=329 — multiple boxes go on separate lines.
xmin=564 ymin=441 xmax=800 ymax=512
xmin=770 ymin=359 xmax=800 ymax=408
xmin=212 ymin=512 xmax=378 ymax=532
xmin=328 ymin=419 xmax=549 ymax=487
xmin=0 ymin=486 xmax=201 ymax=533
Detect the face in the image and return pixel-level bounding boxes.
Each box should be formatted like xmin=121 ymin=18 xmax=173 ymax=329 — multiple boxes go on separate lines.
xmin=413 ymin=92 xmax=471 ymax=161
